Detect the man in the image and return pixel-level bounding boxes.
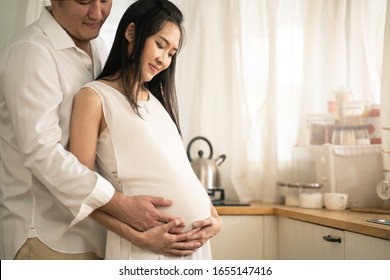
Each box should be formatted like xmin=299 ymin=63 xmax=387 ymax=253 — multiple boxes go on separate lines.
xmin=0 ymin=0 xmax=220 ymax=260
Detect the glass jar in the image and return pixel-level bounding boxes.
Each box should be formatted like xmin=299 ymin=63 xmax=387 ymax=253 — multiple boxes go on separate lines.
xmin=340 ymin=126 xmax=356 ymax=145
xmin=354 ymin=125 xmax=370 ymax=145
xmin=332 ymin=125 xmax=342 ymax=145
xmin=299 ymin=183 xmax=323 ymax=209
xmin=306 ymin=114 xmax=335 ymax=145
xmin=276 ymin=181 xmax=287 ymax=204
xmin=277 ymin=182 xmax=300 ymax=206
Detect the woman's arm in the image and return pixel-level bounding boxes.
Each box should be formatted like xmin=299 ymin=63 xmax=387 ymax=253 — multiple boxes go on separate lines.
xmin=69 ymin=88 xmax=103 ymax=170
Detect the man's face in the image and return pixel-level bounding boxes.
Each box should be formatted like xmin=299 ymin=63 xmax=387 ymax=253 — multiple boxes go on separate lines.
xmin=51 ymin=0 xmax=112 ymax=46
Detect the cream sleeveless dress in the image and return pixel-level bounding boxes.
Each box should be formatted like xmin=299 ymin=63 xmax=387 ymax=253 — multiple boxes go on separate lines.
xmin=84 ymin=81 xmax=212 ymax=260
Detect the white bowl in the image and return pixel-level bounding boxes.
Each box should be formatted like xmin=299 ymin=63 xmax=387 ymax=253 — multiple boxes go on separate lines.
xmin=323 ymin=193 xmax=348 ymax=210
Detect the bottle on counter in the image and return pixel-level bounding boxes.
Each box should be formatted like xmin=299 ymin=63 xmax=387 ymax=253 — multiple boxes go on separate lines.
xmin=327 ymin=99 xmax=337 ymax=120
xmin=364 ymin=104 xmax=381 ymax=144
xmin=334 ymin=87 xmax=353 ymax=123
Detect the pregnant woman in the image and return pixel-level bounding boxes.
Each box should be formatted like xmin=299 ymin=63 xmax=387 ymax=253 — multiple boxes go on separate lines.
xmin=69 ymin=0 xmax=221 ymax=259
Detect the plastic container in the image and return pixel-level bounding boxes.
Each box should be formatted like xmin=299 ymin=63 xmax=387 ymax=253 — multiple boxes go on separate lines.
xmin=299 ymin=183 xmax=323 ymax=209
xmin=342 ymin=100 xmax=364 ymax=126
xmin=307 ymin=114 xmax=335 ymax=145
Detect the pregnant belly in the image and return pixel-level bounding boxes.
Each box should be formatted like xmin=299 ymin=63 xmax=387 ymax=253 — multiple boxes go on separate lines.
xmin=123 ymin=179 xmax=211 ymax=231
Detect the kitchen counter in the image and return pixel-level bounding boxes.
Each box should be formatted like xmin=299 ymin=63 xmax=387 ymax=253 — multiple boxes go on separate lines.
xmin=215 ymin=202 xmax=390 ymax=240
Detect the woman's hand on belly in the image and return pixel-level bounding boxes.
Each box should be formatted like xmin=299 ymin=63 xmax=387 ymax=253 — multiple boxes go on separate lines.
xmin=185 ymin=204 xmax=222 ymax=245
xmin=135 ymin=218 xmax=205 ymax=257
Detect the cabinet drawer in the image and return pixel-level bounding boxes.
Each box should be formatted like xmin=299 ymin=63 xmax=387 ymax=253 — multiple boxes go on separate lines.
xmin=278 ymin=217 xmax=345 ymax=259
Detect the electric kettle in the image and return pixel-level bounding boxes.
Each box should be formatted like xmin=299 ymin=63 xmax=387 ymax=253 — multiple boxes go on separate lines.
xmin=187 ymin=136 xmax=226 ymax=190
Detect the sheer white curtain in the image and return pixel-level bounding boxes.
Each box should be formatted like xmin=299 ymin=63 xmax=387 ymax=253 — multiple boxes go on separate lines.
xmin=173 ymin=0 xmax=387 ymax=202
xmin=0 ymin=0 xmax=41 ymax=49
xmin=25 ymin=0 xmax=50 ymax=25
xmin=100 ymin=0 xmax=136 ymax=49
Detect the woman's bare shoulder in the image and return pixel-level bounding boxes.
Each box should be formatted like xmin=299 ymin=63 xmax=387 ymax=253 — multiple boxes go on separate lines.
xmin=74 ymin=85 xmax=102 ymax=107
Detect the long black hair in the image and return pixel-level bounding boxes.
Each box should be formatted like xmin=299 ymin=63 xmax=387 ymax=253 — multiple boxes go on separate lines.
xmin=97 ymin=0 xmax=184 ymax=134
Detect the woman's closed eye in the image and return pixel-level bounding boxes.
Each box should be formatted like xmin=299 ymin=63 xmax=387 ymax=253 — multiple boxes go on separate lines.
xmin=156 ymin=41 xmax=165 ymax=49
xmin=156 ymin=41 xmax=176 ymax=57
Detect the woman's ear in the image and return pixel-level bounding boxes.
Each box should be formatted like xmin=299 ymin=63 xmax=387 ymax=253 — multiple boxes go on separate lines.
xmin=125 ymin=23 xmax=135 ymax=43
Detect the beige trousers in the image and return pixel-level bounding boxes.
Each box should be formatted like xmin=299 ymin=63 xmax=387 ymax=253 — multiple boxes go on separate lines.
xmin=14 ymin=238 xmax=102 ymax=260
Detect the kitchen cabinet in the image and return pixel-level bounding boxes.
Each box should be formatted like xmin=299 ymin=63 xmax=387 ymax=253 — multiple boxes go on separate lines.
xmin=278 ymin=217 xmax=390 ymax=259
xmin=215 ymin=203 xmax=390 ymax=259
xmin=278 ymin=217 xmax=345 ymax=259
xmin=345 ymin=231 xmax=390 ymax=259
xmin=210 ymin=215 xmax=278 ymax=260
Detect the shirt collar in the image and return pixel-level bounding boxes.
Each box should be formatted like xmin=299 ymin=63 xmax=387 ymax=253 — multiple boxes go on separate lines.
xmin=38 ymin=7 xmax=76 ymax=50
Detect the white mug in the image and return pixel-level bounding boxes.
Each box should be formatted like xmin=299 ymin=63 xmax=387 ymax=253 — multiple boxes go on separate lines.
xmin=323 ymin=193 xmax=348 ymax=210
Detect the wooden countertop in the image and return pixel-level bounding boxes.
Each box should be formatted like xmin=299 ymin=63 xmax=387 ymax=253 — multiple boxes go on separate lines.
xmin=215 ymin=202 xmax=390 ymax=240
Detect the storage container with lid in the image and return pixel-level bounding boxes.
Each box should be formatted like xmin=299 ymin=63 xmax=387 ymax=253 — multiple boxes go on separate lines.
xmin=306 ymin=114 xmax=335 ymax=145
xmin=299 ymin=182 xmax=323 ymax=209
xmin=277 ymin=182 xmax=300 ymax=206
xmin=342 ymin=100 xmax=365 ymax=126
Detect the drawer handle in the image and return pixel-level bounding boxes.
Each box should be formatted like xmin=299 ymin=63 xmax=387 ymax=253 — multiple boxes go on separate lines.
xmin=323 ymin=235 xmax=341 ymax=243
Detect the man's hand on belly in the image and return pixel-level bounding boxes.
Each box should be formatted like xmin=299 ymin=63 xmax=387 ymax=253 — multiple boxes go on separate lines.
xmin=100 ymin=192 xmax=180 ymax=231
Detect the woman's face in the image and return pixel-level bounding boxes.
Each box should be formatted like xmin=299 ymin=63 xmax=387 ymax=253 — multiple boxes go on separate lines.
xmin=140 ymin=21 xmax=181 ymax=82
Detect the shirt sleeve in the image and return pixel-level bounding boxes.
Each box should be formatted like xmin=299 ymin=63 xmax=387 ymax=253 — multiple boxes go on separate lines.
xmin=1 ymin=41 xmax=114 ymax=223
